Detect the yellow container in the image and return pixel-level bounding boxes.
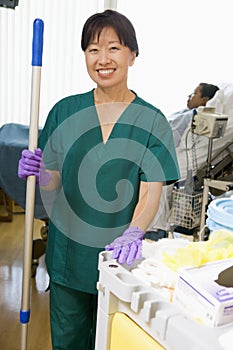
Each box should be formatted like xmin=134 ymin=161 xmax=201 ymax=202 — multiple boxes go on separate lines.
xmin=110 ymin=312 xmax=164 ymax=350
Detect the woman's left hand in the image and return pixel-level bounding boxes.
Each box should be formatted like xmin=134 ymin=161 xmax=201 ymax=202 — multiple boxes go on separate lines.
xmin=105 ymin=226 xmax=144 ymax=265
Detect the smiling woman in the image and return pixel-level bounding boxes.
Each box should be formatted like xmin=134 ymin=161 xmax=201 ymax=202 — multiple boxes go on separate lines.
xmin=17 ymin=8 xmax=179 ymax=349
xmin=82 ymin=9 xmax=138 ymax=102
xmin=84 ymin=27 xmax=136 ymax=99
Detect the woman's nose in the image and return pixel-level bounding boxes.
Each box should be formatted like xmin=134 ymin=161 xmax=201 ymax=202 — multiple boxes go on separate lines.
xmin=98 ymin=50 xmax=111 ymax=65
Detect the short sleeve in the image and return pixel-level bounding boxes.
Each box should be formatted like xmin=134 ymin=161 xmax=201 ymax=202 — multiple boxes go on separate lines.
xmin=140 ymin=111 xmax=180 ymax=185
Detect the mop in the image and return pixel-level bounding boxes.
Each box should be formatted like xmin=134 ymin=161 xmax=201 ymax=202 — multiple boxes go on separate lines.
xmin=20 ymin=18 xmax=44 ymax=350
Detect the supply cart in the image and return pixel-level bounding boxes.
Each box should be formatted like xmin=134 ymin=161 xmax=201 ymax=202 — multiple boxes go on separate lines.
xmin=95 ymin=251 xmax=233 ymax=350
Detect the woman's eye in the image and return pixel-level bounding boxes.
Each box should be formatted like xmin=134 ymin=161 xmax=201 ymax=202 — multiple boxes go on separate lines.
xmin=110 ymin=46 xmax=119 ymax=51
xmin=88 ymin=48 xmax=98 ymax=53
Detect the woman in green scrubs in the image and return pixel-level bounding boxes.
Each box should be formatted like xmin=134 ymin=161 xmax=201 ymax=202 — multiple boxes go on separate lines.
xmin=18 ymin=9 xmax=179 ymax=350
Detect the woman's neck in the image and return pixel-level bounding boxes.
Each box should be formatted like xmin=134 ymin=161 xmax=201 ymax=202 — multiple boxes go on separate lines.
xmin=94 ymin=87 xmax=135 ymax=105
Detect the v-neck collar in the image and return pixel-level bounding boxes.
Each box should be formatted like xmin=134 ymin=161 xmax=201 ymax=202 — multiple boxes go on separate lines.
xmin=91 ymin=89 xmax=138 ymax=145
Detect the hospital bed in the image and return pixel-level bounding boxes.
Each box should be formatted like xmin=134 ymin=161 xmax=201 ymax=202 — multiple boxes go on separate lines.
xmin=174 ymin=83 xmax=233 ymax=182
xmin=0 ymin=123 xmax=48 ymax=275
xmin=150 ymin=83 xmax=233 ymax=238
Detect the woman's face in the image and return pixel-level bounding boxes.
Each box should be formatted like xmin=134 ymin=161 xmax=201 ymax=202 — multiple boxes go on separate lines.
xmin=85 ymin=27 xmax=136 ymax=90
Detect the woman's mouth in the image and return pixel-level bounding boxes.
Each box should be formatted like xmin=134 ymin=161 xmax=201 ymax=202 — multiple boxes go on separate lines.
xmin=97 ymin=69 xmax=115 ymax=77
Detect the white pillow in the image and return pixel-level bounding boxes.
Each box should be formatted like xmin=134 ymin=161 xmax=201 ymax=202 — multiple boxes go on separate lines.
xmin=206 ymin=89 xmax=224 ymax=113
xmin=207 ymin=83 xmax=233 ymax=115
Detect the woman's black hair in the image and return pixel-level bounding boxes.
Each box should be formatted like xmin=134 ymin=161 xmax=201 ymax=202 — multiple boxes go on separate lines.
xmin=200 ymin=83 xmax=219 ymax=99
xmin=81 ymin=9 xmax=139 ymax=56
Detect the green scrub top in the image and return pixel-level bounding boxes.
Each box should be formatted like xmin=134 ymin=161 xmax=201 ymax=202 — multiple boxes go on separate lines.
xmin=39 ymin=90 xmax=179 ymax=294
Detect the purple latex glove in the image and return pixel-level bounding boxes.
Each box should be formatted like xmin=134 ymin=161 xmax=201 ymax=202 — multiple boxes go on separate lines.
xmin=105 ymin=226 xmax=144 ymax=265
xmin=18 ymin=148 xmax=51 ymax=186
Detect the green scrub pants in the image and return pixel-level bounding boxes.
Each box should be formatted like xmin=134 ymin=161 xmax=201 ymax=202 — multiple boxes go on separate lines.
xmin=50 ymin=281 xmax=98 ymax=350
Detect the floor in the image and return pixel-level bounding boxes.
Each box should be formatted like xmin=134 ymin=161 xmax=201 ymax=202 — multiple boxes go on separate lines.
xmin=0 ymin=205 xmax=52 ymax=350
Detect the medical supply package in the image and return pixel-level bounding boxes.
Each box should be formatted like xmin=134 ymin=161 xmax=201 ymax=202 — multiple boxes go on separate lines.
xmin=173 ymin=258 xmax=233 ymax=327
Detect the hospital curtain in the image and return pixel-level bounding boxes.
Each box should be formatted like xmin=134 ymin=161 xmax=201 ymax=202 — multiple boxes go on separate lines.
xmin=0 ymin=0 xmax=111 ymax=127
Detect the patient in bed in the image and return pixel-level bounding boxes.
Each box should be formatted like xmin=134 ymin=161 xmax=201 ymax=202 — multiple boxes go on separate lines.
xmin=145 ymin=82 xmax=233 ymax=240
xmin=169 ymin=82 xmax=219 ymax=147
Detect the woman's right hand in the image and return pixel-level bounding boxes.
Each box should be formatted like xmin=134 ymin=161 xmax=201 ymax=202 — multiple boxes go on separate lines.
xmin=18 ymin=148 xmax=51 ymax=186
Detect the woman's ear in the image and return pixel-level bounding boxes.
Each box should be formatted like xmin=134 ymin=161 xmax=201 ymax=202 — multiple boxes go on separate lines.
xmin=129 ymin=51 xmax=137 ymax=66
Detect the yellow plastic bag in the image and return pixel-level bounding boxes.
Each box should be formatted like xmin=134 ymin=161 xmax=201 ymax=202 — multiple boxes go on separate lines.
xmin=162 ymin=230 xmax=233 ymax=271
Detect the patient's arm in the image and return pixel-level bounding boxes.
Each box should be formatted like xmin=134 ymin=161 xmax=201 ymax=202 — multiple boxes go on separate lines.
xmin=169 ymin=109 xmax=194 ymax=147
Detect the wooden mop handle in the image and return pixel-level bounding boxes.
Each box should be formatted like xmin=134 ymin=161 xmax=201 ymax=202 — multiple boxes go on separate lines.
xmin=20 ymin=18 xmax=44 ymax=350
